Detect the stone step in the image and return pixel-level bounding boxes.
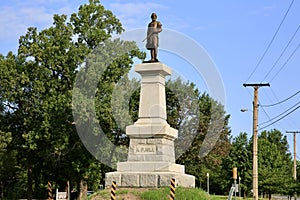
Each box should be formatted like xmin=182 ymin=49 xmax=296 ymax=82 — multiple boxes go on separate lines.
xmin=117 ymin=162 xmax=185 ymax=173
xmin=105 ymin=171 xmax=195 ymax=188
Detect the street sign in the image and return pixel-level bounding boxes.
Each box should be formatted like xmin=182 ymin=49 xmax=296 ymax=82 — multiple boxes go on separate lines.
xmin=235 ymin=184 xmax=239 ymax=192
xmin=56 ymin=191 xmax=67 ymax=200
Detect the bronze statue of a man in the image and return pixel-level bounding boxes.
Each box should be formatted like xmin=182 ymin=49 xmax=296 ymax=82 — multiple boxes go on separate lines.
xmin=145 ymin=13 xmax=162 ymax=62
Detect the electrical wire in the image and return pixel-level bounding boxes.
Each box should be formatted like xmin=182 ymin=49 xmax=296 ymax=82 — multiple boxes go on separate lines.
xmin=262 ymin=24 xmax=300 ymax=82
xmin=244 ymin=88 xmax=278 ymax=130
xmin=259 ymin=101 xmax=300 ymax=126
xmin=269 ymin=88 xmax=299 ymax=130
xmin=269 ymin=42 xmax=300 ymax=82
xmin=260 ymin=90 xmax=300 ymax=107
xmin=259 ymin=100 xmax=273 ymax=122
xmin=245 ymin=0 xmax=295 ymax=83
xmin=259 ymin=91 xmax=282 ymax=130
xmin=259 ymin=102 xmax=281 ymax=131
xmin=258 ymin=104 xmax=300 ymax=130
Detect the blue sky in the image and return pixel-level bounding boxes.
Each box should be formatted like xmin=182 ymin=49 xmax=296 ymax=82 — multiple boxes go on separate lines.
xmin=1 ymin=0 xmax=300 ymax=155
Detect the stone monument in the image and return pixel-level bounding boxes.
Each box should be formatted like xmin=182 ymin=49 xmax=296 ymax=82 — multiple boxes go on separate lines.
xmin=105 ymin=62 xmax=195 ymax=187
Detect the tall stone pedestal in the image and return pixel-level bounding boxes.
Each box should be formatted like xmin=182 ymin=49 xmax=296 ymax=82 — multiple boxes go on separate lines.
xmin=105 ymin=63 xmax=195 ymax=188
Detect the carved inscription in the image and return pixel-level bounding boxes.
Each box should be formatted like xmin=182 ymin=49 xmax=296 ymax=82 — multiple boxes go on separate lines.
xmin=135 ymin=144 xmax=156 ymax=154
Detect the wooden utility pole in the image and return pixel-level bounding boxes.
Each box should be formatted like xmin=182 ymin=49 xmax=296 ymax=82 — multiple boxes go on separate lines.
xmin=243 ymin=83 xmax=270 ymax=200
xmin=286 ymin=131 xmax=300 ymax=180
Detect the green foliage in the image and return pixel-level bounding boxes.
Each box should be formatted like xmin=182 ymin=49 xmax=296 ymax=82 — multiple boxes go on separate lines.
xmin=0 ymin=0 xmax=232 ymax=197
xmin=0 ymin=0 xmax=142 ymax=199
xmin=222 ymin=129 xmax=295 ymax=198
xmin=221 ymin=133 xmax=252 ymax=196
xmin=0 ymin=131 xmax=19 ymax=198
xmin=70 ymin=0 xmax=124 ymax=49
xmin=0 ymin=0 xmax=269 ymax=198
xmin=176 ymin=92 xmax=231 ymax=194
xmin=258 ymin=129 xmax=293 ymax=197
xmin=72 ymin=38 xmax=145 ymax=170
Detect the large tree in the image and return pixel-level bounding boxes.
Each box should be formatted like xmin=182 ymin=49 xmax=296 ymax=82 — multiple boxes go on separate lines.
xmin=221 ymin=132 xmax=252 ymax=197
xmin=167 ymin=80 xmax=231 ymax=192
xmin=258 ymin=129 xmax=293 ymax=199
xmin=222 ymin=129 xmax=294 ymax=198
xmin=1 ymin=0 xmax=233 ymax=198
xmin=0 ymin=0 xmax=144 ymax=199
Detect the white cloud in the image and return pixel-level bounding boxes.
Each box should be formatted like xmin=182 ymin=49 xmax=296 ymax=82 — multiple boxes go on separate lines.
xmin=248 ymin=5 xmax=277 ymax=17
xmin=0 ymin=0 xmax=77 ymax=53
xmin=38 ymin=0 xmax=68 ymax=3
xmin=58 ymin=6 xmax=73 ymax=16
xmin=19 ymin=7 xmax=53 ymax=25
xmin=0 ymin=6 xmax=53 ymax=41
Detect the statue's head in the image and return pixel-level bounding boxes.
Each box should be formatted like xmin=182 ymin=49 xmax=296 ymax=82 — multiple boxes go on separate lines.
xmin=151 ymin=13 xmax=157 ymax=20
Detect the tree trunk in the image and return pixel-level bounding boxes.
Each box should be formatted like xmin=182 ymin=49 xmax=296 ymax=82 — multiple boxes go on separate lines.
xmin=100 ymin=163 xmax=105 ymax=185
xmin=27 ymin=159 xmax=33 ymax=200
xmin=79 ymin=180 xmax=87 ymax=200
xmin=1 ymin=181 xmax=4 ymax=200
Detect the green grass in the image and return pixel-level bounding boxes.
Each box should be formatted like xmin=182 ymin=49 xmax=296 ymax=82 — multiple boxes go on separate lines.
xmin=88 ymin=187 xmax=243 ymax=200
xmin=140 ymin=187 xmax=230 ymax=200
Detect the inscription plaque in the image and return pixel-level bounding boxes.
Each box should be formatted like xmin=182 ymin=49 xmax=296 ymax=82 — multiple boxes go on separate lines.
xmin=135 ymin=144 xmax=156 ymax=154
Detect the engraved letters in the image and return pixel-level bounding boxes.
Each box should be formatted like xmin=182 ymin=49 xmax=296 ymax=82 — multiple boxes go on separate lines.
xmin=135 ymin=145 xmax=156 ymax=154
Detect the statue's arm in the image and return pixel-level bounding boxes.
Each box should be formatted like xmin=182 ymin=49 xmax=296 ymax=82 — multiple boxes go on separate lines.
xmin=156 ymin=22 xmax=162 ymax=33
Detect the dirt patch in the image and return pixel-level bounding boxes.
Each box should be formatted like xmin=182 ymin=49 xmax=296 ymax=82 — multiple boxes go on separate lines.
xmin=90 ymin=193 xmax=141 ymax=200
xmin=118 ymin=193 xmax=141 ymax=200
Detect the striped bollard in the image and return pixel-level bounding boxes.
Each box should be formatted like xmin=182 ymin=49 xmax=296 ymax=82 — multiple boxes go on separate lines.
xmin=48 ymin=181 xmax=52 ymax=200
xmin=170 ymin=178 xmax=175 ymax=200
xmin=110 ymin=181 xmax=117 ymax=200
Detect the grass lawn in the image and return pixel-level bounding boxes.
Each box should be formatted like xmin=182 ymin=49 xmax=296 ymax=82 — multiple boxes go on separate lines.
xmin=88 ymin=187 xmax=243 ymax=200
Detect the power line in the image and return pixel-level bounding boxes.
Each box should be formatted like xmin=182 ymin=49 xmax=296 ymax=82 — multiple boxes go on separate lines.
xmin=262 ymin=24 xmax=300 ymax=82
xmin=269 ymin=88 xmax=299 ymax=130
xmin=269 ymin=42 xmax=300 ymax=82
xmin=260 ymin=90 xmax=300 ymax=107
xmin=259 ymin=99 xmax=273 ymax=124
xmin=245 ymin=0 xmax=295 ymax=83
xmin=258 ymin=105 xmax=300 ymax=130
xmin=259 ymin=90 xmax=282 ymax=130
xmin=259 ymin=103 xmax=282 ymax=130
xmin=259 ymin=101 xmax=300 ymax=126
